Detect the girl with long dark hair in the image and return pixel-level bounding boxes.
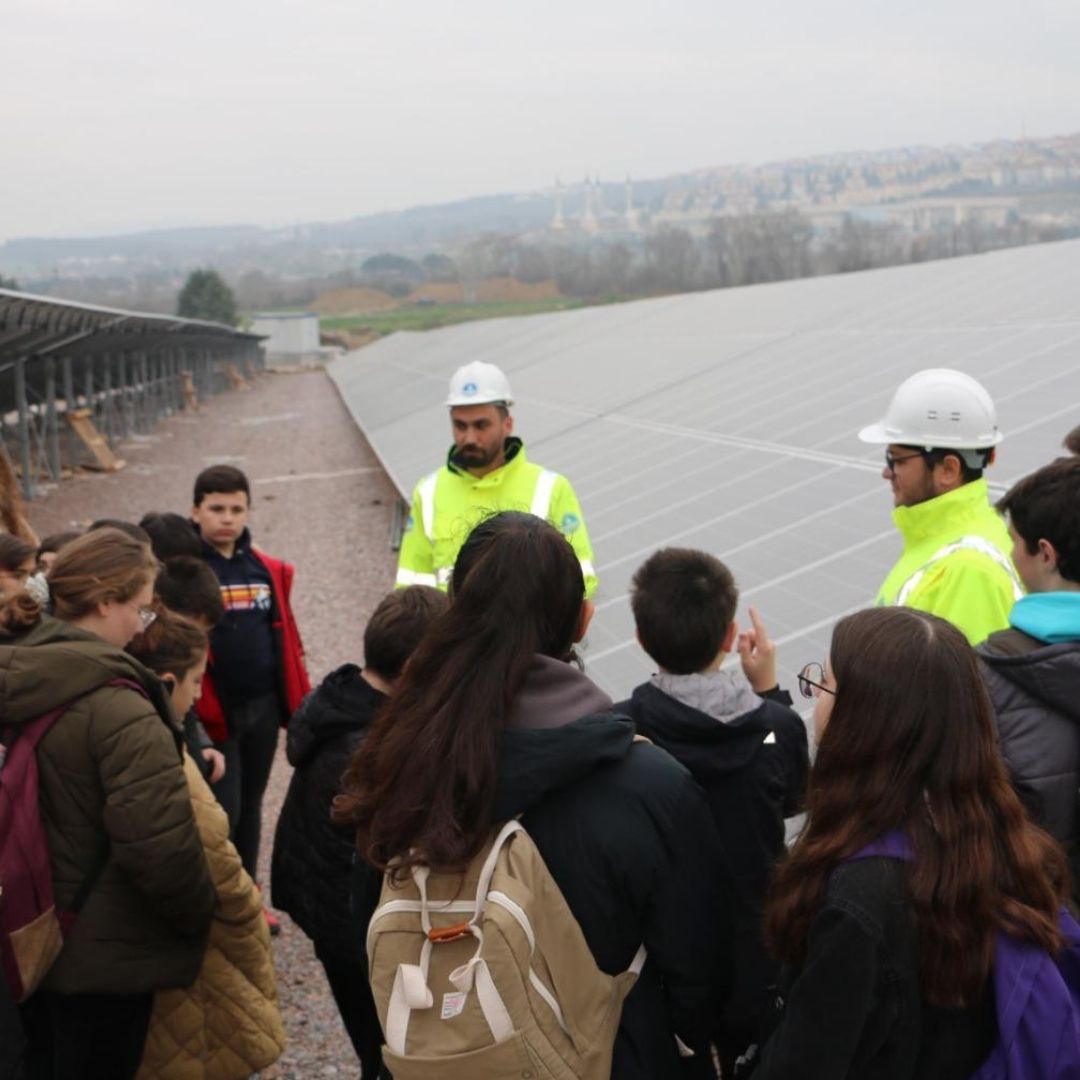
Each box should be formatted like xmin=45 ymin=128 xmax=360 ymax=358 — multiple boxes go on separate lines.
xmin=336 ymin=511 xmax=731 ymax=1080
xmin=753 ymin=606 xmax=1068 ymax=1080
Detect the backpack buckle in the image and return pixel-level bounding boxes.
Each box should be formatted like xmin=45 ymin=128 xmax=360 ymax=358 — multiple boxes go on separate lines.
xmin=428 ymin=922 xmax=472 ymax=944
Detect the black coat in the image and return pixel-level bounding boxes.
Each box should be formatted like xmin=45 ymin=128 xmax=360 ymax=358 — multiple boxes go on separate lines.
xmin=270 ymin=664 xmax=383 ymax=960
xmin=615 ymin=682 xmax=808 ymax=1055
xmin=354 ymin=658 xmax=734 ymax=1080
xmin=752 ymin=858 xmax=995 ymax=1080
xmin=494 ymin=712 xmax=731 ymax=1080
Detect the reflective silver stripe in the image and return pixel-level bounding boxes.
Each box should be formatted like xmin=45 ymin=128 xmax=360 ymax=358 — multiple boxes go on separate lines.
xmin=435 ymin=566 xmax=453 ymax=588
xmin=418 ymin=473 xmax=438 ymax=541
xmin=396 ymin=568 xmax=438 ymax=587
xmin=579 ymin=559 xmax=596 ymax=579
xmin=895 ymin=534 xmax=1024 ymax=607
xmin=530 ymin=469 xmax=558 ymax=520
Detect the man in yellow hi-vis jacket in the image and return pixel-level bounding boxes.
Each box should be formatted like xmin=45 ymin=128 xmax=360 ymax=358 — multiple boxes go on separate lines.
xmin=396 ymin=362 xmax=598 ymax=597
xmin=859 ymin=368 xmax=1023 ymax=646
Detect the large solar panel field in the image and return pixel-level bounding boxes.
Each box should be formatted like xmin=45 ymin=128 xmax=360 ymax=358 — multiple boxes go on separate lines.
xmin=329 ymin=239 xmax=1080 ymax=698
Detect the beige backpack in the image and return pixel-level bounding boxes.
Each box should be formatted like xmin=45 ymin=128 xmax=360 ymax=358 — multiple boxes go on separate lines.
xmin=367 ymin=818 xmax=646 ymax=1079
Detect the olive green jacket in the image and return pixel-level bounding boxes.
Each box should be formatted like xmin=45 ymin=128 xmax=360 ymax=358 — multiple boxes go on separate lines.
xmin=0 ymin=616 xmax=215 ymax=994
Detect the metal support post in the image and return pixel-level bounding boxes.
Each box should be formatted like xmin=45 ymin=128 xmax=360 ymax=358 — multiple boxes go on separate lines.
xmin=45 ymin=358 xmax=61 ymax=481
xmin=102 ymin=353 xmax=115 ymax=445
xmin=62 ymin=355 xmax=79 ymax=467
xmin=14 ymin=356 xmax=34 ymax=499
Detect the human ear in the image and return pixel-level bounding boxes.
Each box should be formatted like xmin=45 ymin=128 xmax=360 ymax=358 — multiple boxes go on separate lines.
xmin=574 ymin=599 xmax=595 ymax=643
xmin=1038 ymin=538 xmax=1059 ymax=573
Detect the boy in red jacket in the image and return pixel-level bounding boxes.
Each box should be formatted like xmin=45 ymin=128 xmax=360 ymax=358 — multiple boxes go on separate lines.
xmin=191 ymin=465 xmax=310 ymax=911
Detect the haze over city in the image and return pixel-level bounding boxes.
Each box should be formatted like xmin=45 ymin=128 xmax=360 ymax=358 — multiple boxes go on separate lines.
xmin=4 ymin=0 xmax=1080 ymax=243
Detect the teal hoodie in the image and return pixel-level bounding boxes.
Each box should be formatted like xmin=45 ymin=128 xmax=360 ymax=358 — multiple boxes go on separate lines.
xmin=1010 ymin=592 xmax=1080 ymax=644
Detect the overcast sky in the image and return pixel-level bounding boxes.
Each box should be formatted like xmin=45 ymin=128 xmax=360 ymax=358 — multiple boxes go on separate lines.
xmin=3 ymin=0 xmax=1079 ymax=243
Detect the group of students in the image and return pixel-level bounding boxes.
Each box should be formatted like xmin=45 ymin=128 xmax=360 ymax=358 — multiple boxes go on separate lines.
xmin=2 ymin=445 xmax=1080 ymax=1080
xmin=0 ymin=464 xmax=306 ymax=1079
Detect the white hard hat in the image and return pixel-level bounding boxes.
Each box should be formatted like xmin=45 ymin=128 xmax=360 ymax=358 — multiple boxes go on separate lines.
xmin=858 ymin=368 xmax=1003 ymax=450
xmin=446 ymin=362 xmax=514 ymax=407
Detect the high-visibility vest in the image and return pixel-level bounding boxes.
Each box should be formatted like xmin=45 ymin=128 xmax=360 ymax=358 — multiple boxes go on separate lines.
xmin=875 ymin=478 xmax=1022 ymax=645
xmin=396 ymin=441 xmax=597 ymax=598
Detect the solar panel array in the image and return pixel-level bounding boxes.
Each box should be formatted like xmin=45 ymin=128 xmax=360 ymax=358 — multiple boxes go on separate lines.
xmin=329 ymin=239 xmax=1080 ymax=698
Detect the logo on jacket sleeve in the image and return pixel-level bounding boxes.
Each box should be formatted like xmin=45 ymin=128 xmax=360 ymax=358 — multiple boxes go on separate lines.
xmin=560 ymin=512 xmax=580 ymax=535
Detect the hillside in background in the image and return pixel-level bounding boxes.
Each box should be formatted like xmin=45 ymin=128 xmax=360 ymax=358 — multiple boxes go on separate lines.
xmin=4 ymin=131 xmax=1079 ymax=316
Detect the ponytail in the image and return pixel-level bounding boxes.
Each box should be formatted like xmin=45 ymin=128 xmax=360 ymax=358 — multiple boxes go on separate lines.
xmin=335 ymin=512 xmax=585 ymax=879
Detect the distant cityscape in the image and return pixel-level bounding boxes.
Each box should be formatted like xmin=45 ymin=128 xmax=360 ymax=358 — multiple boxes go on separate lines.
xmin=540 ymin=131 xmax=1080 ymax=237
xmin=2 ymin=130 xmax=1078 ymax=314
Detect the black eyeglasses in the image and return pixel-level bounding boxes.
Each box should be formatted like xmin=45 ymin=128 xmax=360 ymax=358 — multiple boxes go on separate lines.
xmin=884 ymin=449 xmax=926 ymax=472
xmin=798 ymin=662 xmax=835 ymax=700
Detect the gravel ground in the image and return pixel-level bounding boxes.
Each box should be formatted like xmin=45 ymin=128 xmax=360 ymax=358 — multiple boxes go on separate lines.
xmin=26 ymin=367 xmax=400 ymax=1078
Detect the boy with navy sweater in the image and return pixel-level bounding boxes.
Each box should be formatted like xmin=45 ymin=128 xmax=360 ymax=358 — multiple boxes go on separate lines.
xmin=190 ymin=465 xmax=310 ymax=902
xmin=615 ymin=548 xmax=808 ymax=1076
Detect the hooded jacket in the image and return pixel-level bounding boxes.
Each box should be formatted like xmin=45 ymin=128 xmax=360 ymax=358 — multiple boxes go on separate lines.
xmin=194 ymin=538 xmax=311 ymax=744
xmin=0 ymin=616 xmax=215 ymax=993
xmin=353 ymin=655 xmax=732 ymax=1080
xmin=615 ymin=673 xmax=808 ymax=1051
xmin=137 ymin=752 xmax=286 ymax=1080
xmin=271 ymin=664 xmax=383 ymax=960
xmin=979 ymin=593 xmax=1080 ymax=865
xmin=496 ymin=657 xmax=732 ymax=1080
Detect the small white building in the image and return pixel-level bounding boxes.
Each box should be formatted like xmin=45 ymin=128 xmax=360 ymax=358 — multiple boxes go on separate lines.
xmin=250 ymin=312 xmax=321 ymax=367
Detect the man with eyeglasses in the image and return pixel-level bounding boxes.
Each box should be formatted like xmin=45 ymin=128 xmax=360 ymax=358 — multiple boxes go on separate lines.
xmin=858 ymin=368 xmax=1022 ymax=646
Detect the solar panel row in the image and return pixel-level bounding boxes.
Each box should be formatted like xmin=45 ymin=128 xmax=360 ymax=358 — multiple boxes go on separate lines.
xmin=329 ymin=239 xmax=1080 ymax=697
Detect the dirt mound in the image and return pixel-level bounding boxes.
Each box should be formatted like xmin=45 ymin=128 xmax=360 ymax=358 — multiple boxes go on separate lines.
xmin=309 ymin=287 xmax=398 ymax=315
xmin=408 ymin=277 xmax=561 ymax=305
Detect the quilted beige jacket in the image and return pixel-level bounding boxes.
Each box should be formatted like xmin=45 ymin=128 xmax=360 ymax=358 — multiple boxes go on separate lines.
xmin=137 ymin=753 xmax=287 ymax=1079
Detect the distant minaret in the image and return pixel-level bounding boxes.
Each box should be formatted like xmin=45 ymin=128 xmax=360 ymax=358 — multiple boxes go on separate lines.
xmin=551 ymin=177 xmax=566 ymax=230
xmin=581 ymin=175 xmax=598 ymax=233
xmin=624 ymin=174 xmax=640 ymax=230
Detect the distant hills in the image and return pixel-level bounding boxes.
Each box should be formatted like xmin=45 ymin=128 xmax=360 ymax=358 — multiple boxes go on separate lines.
xmin=3 ymin=131 xmax=1078 ymax=298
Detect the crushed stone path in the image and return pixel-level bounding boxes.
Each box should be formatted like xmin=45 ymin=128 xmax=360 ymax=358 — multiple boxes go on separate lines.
xmin=26 ymin=368 xmax=399 ymax=1078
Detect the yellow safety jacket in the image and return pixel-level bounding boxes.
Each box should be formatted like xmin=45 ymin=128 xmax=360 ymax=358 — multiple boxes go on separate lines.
xmin=875 ymin=478 xmax=1023 ymax=646
xmin=396 ymin=438 xmax=598 ymax=597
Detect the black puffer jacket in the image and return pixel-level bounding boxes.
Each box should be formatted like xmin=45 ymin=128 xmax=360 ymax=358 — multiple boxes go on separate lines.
xmin=979 ymin=628 xmax=1080 ymax=862
xmin=271 ymin=664 xmax=383 ymax=960
xmin=355 ymin=655 xmax=733 ymax=1080
xmin=615 ymin=675 xmax=808 ymax=1054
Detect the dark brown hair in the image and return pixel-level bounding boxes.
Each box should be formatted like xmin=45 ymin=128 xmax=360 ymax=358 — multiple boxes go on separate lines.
xmin=37 ymin=530 xmax=82 ymax=559
xmin=0 ymin=533 xmax=34 ymax=572
xmin=1064 ymin=424 xmax=1080 ymax=456
xmin=127 ymin=602 xmax=208 ymax=681
xmin=998 ymin=456 xmax=1080 ymax=584
xmin=765 ymin=607 xmax=1066 ymax=1007
xmin=47 ymin=528 xmax=159 ymax=622
xmin=139 ymin=512 xmax=201 ymax=561
xmin=631 ymin=547 xmax=737 ymax=673
xmin=155 ymin=556 xmax=225 ymax=626
xmin=193 ymin=464 xmax=250 ymax=506
xmin=88 ymin=518 xmax=152 ymax=544
xmin=335 ymin=511 xmax=585 ymax=879
xmin=364 ymin=586 xmax=448 ymax=680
